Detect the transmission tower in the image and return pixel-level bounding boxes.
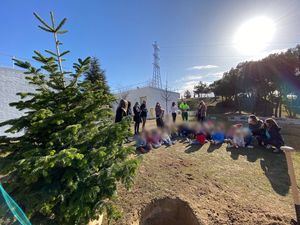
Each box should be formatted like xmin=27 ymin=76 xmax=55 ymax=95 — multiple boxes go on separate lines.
xmin=151 ymin=41 xmax=162 ymax=89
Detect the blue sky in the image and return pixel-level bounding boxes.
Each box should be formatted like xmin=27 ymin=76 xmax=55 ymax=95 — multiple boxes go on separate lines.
xmin=1 ymin=0 xmax=300 ymax=93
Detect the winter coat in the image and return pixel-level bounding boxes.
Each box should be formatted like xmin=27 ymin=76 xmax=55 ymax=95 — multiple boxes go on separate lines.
xmin=115 ymin=107 xmax=127 ymax=123
xmin=133 ymin=105 xmax=141 ymax=123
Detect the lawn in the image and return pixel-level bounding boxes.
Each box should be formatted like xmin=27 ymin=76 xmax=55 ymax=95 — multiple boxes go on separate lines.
xmin=108 ymin=118 xmax=300 ymax=225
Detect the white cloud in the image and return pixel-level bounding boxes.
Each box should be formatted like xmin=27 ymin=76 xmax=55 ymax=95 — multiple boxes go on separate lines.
xmin=175 ymin=71 xmax=224 ymax=95
xmin=187 ymin=64 xmax=219 ymax=70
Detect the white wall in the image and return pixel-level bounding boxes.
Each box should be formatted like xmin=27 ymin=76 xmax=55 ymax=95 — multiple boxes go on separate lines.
xmin=0 ymin=67 xmax=36 ymax=136
xmin=114 ymin=86 xmax=180 ymax=118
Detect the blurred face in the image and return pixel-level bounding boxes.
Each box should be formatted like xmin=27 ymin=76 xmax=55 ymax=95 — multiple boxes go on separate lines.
xmin=248 ymin=118 xmax=256 ymax=125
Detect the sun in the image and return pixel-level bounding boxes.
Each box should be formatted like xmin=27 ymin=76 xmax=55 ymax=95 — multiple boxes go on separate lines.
xmin=234 ymin=16 xmax=276 ymax=55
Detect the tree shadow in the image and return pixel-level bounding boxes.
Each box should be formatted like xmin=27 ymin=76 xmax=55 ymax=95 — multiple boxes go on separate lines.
xmin=226 ymin=147 xmax=290 ymax=196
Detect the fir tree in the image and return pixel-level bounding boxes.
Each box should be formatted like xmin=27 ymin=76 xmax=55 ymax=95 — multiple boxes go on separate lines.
xmin=0 ymin=12 xmax=139 ymax=225
xmin=85 ymin=57 xmax=106 ymax=84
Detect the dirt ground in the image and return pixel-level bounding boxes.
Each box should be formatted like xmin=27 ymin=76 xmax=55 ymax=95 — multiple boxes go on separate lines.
xmin=109 ymin=118 xmax=300 ymax=225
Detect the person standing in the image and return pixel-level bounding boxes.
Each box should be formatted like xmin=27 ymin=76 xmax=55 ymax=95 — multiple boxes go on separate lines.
xmin=155 ymin=102 xmax=164 ymax=128
xmin=197 ymin=100 xmax=207 ymax=123
xmin=179 ymin=100 xmax=189 ymax=121
xmin=127 ymin=101 xmax=132 ymax=117
xmin=140 ymin=100 xmax=148 ymax=130
xmin=115 ymin=99 xmax=128 ymax=123
xmin=133 ymin=102 xmax=141 ymax=135
xmin=171 ymin=102 xmax=178 ymax=123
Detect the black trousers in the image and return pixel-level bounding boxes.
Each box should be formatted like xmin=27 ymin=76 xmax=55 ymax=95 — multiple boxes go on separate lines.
xmin=197 ymin=116 xmax=205 ymax=123
xmin=172 ymin=113 xmax=177 ymax=123
xmin=182 ymin=112 xmax=188 ymax=121
xmin=156 ymin=117 xmax=164 ymax=128
xmin=134 ymin=122 xmax=140 ymax=134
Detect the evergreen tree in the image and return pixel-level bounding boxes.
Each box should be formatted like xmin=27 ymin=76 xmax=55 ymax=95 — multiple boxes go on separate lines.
xmin=184 ymin=90 xmax=192 ymax=99
xmin=0 ymin=12 xmax=139 ymax=225
xmin=85 ymin=57 xmax=109 ymax=92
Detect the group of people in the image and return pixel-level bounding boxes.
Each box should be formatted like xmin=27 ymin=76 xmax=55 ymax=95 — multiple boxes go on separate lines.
xmin=135 ymin=115 xmax=284 ymax=154
xmin=115 ymin=99 xmax=148 ymax=134
xmin=115 ymin=99 xmax=284 ymax=153
xmin=153 ymin=100 xmax=207 ymax=129
xmin=115 ymin=98 xmax=207 ymax=135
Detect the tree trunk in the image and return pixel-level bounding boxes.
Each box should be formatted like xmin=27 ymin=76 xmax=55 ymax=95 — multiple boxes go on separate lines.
xmin=279 ymin=96 xmax=282 ymax=118
xmin=235 ymin=93 xmax=241 ymax=114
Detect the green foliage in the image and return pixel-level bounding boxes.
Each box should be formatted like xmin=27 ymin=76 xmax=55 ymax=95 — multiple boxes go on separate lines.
xmin=85 ymin=57 xmax=108 ymax=88
xmin=0 ymin=12 xmax=139 ymax=225
xmin=209 ymin=46 xmax=300 ymax=117
xmin=193 ymin=81 xmax=209 ymax=98
xmin=184 ymin=90 xmax=192 ymax=99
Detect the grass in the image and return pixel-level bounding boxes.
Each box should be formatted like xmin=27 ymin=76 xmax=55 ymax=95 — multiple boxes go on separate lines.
xmin=110 ymin=118 xmax=300 ymax=225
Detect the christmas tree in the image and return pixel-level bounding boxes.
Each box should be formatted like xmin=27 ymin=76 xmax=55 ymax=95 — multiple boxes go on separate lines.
xmin=0 ymin=12 xmax=139 ymax=225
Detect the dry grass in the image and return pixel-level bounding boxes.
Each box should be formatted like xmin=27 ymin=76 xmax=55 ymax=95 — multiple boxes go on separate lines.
xmin=110 ymin=118 xmax=300 ymax=225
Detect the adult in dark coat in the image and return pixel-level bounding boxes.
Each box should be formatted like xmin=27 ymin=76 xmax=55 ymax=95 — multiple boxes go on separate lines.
xmin=247 ymin=115 xmax=265 ymax=146
xmin=133 ymin=102 xmax=141 ymax=134
xmin=197 ymin=100 xmax=207 ymax=122
xmin=155 ymin=102 xmax=164 ymax=128
xmin=127 ymin=101 xmax=132 ymax=117
xmin=140 ymin=100 xmax=148 ymax=130
xmin=263 ymin=118 xmax=284 ymax=153
xmin=115 ymin=99 xmax=128 ymax=123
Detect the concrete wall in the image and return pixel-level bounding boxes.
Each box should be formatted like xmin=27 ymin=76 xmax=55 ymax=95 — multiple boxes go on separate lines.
xmin=0 ymin=67 xmax=35 ymax=136
xmin=115 ymin=86 xmax=180 ymax=118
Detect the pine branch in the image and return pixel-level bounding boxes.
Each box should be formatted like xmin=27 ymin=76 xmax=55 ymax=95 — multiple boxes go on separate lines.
xmin=33 ymin=12 xmax=53 ymax=31
xmin=55 ymin=18 xmax=67 ymax=32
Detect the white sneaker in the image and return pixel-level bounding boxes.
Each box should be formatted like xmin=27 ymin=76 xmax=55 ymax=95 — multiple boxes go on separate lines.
xmin=247 ymin=145 xmax=254 ymax=149
xmin=266 ymin=144 xmax=272 ymax=149
xmin=227 ymin=144 xmax=233 ymax=148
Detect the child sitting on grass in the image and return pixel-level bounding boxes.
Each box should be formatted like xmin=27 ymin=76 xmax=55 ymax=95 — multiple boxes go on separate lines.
xmin=189 ymin=123 xmax=208 ymax=145
xmin=191 ymin=130 xmax=208 ymax=145
xmin=135 ymin=131 xmax=152 ymax=153
xmin=226 ymin=124 xmax=248 ymax=148
xmin=262 ymin=118 xmax=284 ymax=153
xmin=161 ymin=128 xmax=175 ymax=146
xmin=147 ymin=129 xmax=162 ymax=148
xmin=177 ymin=122 xmax=194 ymax=138
xmin=211 ymin=124 xmax=225 ymax=145
xmin=232 ymin=129 xmax=245 ymax=148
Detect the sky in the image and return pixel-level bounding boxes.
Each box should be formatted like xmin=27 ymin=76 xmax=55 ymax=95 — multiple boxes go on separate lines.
xmin=1 ymin=0 xmax=300 ymax=94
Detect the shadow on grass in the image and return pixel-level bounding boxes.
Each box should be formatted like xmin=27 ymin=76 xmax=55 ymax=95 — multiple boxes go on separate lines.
xmin=185 ymin=144 xmax=202 ymax=154
xmin=207 ymin=143 xmax=222 ymax=153
xmin=226 ymin=147 xmax=290 ymax=196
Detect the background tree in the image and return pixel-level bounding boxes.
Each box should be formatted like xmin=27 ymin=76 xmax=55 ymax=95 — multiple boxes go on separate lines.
xmin=210 ymin=45 xmax=300 ymax=117
xmin=85 ymin=57 xmax=109 ymax=93
xmin=184 ymin=90 xmax=192 ymax=99
xmin=161 ymin=80 xmax=172 ymax=114
xmin=0 ymin=12 xmax=139 ymax=225
xmin=193 ymin=81 xmax=208 ymax=98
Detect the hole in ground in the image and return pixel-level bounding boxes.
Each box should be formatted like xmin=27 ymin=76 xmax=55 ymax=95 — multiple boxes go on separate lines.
xmin=139 ymin=197 xmax=201 ymax=225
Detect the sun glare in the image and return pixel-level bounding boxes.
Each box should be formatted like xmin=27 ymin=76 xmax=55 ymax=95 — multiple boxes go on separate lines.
xmin=234 ymin=16 xmax=276 ymax=55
